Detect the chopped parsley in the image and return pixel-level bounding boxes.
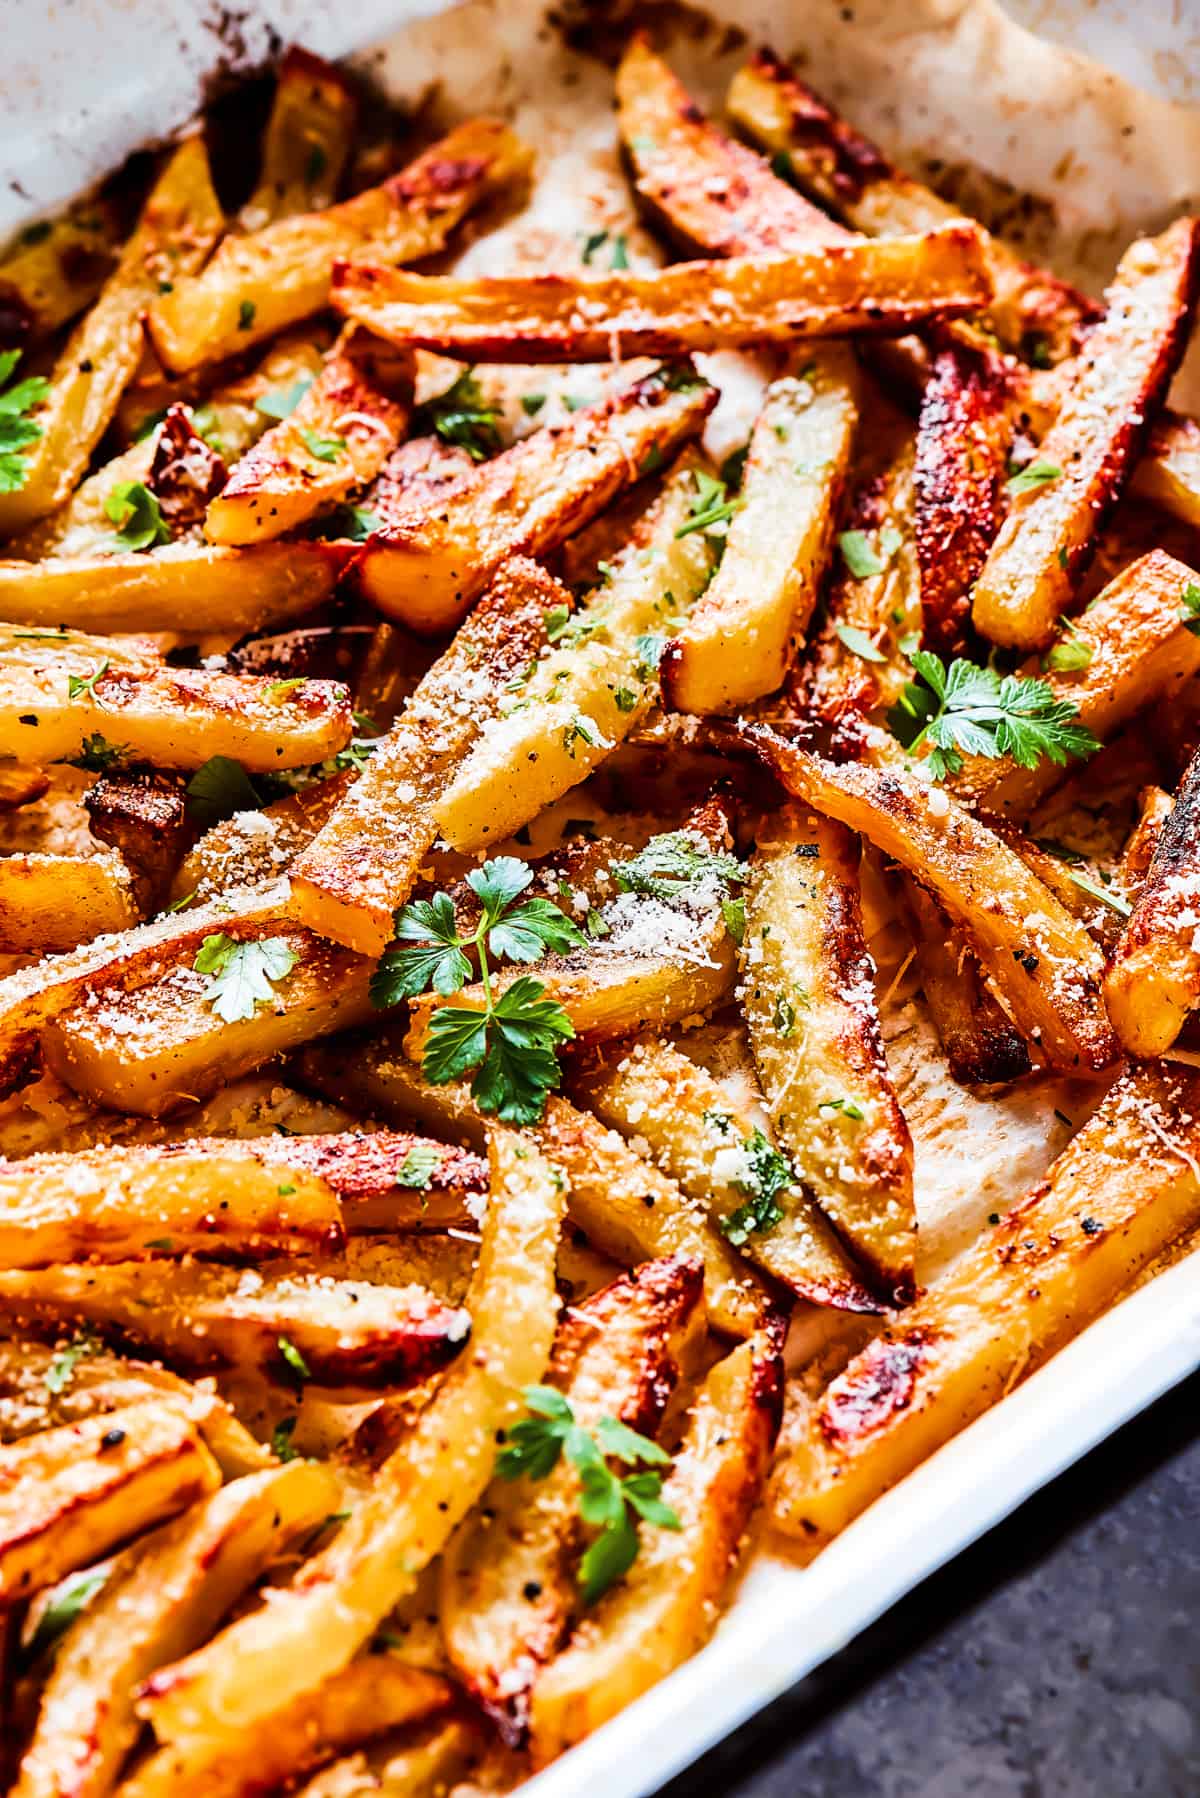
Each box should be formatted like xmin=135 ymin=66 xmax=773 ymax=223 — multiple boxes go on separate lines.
xmin=834 ymin=622 xmax=886 ymax=663
xmin=45 ymin=1331 xmax=100 ymax=1395
xmin=72 ymin=734 xmax=126 ymax=774
xmin=67 ymin=659 xmax=109 ymax=702
xmin=254 ymin=378 xmax=313 ymax=421
xmin=277 ymin=1335 xmax=311 ymax=1384
xmin=839 ymin=526 xmax=902 ymax=580
xmin=104 ymin=481 xmax=169 ymax=552
xmin=722 ymin=1129 xmax=793 ymax=1245
xmin=613 ymin=831 xmax=746 ymax=905
xmin=1180 ymin=581 xmax=1200 ymax=638
xmin=675 ymin=468 xmax=741 ymax=541
xmin=414 ymin=368 xmax=501 ymax=462
xmin=299 ymin=427 xmax=344 ymax=463
xmin=238 ymin=299 xmax=257 ymax=331
xmin=193 ymin=933 xmax=299 ymax=1024
xmin=886 ymin=649 xmax=1100 ymax=781
xmin=0 ymin=349 xmax=49 ymax=492
xmin=1043 ymin=618 xmax=1093 ymax=674
xmin=20 ymin=1568 xmax=110 ymax=1668
xmin=1006 ymin=458 xmax=1061 ymax=495
xmin=395 ymin=1142 xmax=443 ymax=1189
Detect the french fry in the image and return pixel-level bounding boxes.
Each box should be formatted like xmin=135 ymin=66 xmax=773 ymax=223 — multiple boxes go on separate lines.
xmin=14 ymin=1460 xmax=343 ymax=1798
xmin=430 ymin=452 xmax=715 ymax=848
xmin=356 ymin=363 xmax=715 ymax=634
xmin=972 ymin=220 xmax=1200 ymax=648
xmin=528 ymin=1326 xmax=783 ymax=1763
xmin=0 ymin=1252 xmax=471 ymax=1388
xmin=662 ymin=347 xmax=859 ymax=714
xmin=0 ymin=140 xmax=225 ymax=535
xmin=125 ymin=1659 xmax=452 ymax=1798
xmin=441 ymin=1255 xmax=705 ymax=1738
xmin=1116 ymin=784 xmax=1174 ymax=898
xmin=206 ymin=328 xmax=414 ymax=545
xmin=741 ymin=808 xmax=915 ymax=1299
xmin=333 ymin=228 xmax=993 ymax=359
xmin=0 ymin=538 xmax=351 ymax=637
xmin=772 ymin=1061 xmax=1200 ymax=1544
xmin=295 ymin=1036 xmax=773 ymax=1339
xmin=147 ymin=121 xmax=531 ymax=375
xmin=0 ymin=632 xmax=352 ymax=772
xmin=85 ymin=772 xmax=190 ymax=914
xmin=0 ymin=194 xmax=121 ymax=346
xmin=0 ymin=850 xmax=136 ymax=952
xmin=913 ymin=339 xmax=1012 ymax=657
xmin=290 ymin=558 xmax=560 ymax=956
xmin=292 ymin=1717 xmax=483 ymax=1798
xmin=953 ymin=551 xmax=1200 ymax=816
xmin=170 ymin=775 xmax=350 ymax=908
xmin=0 ymin=1141 xmax=344 ymax=1269
xmin=242 ymin=47 xmax=359 ymax=228
xmin=1134 ymin=411 xmax=1200 ymax=526
xmin=1105 ymin=740 xmax=1200 ymax=1054
xmin=573 ymin=1037 xmax=878 ymax=1310
xmin=899 ymin=879 xmax=1031 ymax=1085
xmin=137 ymin=1128 xmax=565 ymax=1746
xmin=749 ymin=733 xmax=1119 ymax=1073
xmin=0 ymin=1401 xmax=220 ymax=1602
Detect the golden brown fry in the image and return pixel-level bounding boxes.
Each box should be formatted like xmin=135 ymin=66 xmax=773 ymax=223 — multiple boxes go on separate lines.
xmin=749 ymin=733 xmax=1118 ymax=1073
xmin=356 ymin=363 xmax=715 ymax=634
xmin=772 ymin=1062 xmax=1200 ymax=1543
xmin=206 ymin=328 xmax=413 ymax=545
xmin=137 ymin=1128 xmax=564 ymax=1746
xmin=243 ymin=47 xmax=359 ymax=227
xmin=85 ymin=772 xmax=189 ymax=915
xmin=0 ymin=850 xmax=136 ymax=952
xmin=899 ymin=879 xmax=1031 ymax=1085
xmin=0 ymin=141 xmax=224 ymax=535
xmin=662 ymin=347 xmax=858 ymax=713
xmin=147 ymin=121 xmax=531 ymax=375
xmin=1117 ymin=784 xmax=1174 ymax=898
xmin=973 ymin=220 xmax=1200 ymax=648
xmin=528 ymin=1326 xmax=783 ymax=1763
xmin=292 ymin=1717 xmax=484 ymax=1798
xmin=0 ymin=1401 xmax=220 ymax=1603
xmin=0 ymin=195 xmax=120 ymax=346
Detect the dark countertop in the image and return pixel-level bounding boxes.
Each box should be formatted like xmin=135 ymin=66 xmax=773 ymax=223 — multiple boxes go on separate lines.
xmin=658 ymin=1370 xmax=1200 ymax=1798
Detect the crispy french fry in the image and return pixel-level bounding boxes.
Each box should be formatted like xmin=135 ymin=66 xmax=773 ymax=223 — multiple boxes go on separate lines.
xmin=899 ymin=879 xmax=1031 ymax=1085
xmin=953 ymin=551 xmax=1200 ymax=816
xmin=750 ymin=733 xmax=1118 ymax=1072
xmin=0 ymin=850 xmax=136 ymax=952
xmin=741 ymin=808 xmax=915 ymax=1299
xmin=972 ymin=221 xmax=1200 ymax=648
xmin=170 ymin=775 xmax=350 ymax=908
xmin=1117 ymin=784 xmax=1174 ymax=898
xmin=148 ymin=121 xmax=531 ymax=375
xmin=1133 ymin=411 xmax=1200 ymax=526
xmin=290 ymin=558 xmax=560 ymax=956
xmin=441 ymin=1255 xmax=705 ymax=1738
xmin=206 ymin=328 xmax=413 ymax=545
xmin=137 ymin=1128 xmax=565 ymax=1746
xmin=14 ymin=1460 xmax=343 ymax=1798
xmin=0 ymin=633 xmax=351 ymax=772
xmin=125 ymin=1659 xmax=452 ymax=1798
xmin=1105 ymin=740 xmax=1200 ymax=1054
xmin=913 ymin=339 xmax=1012 ymax=657
xmin=292 ymin=1717 xmax=483 ymax=1798
xmin=0 ymin=1141 xmax=344 ymax=1269
xmin=333 ymin=229 xmax=993 ymax=359
xmin=0 ymin=1401 xmax=220 ymax=1602
xmin=573 ymin=1037 xmax=878 ymax=1310
xmin=528 ymin=1326 xmax=783 ymax=1763
xmin=0 ymin=1251 xmax=470 ymax=1388
xmin=0 ymin=195 xmax=121 ymax=346
xmin=772 ymin=1061 xmax=1200 ymax=1543
xmin=430 ymin=453 xmax=715 ymax=848
xmin=356 ymin=363 xmax=715 ymax=634
xmin=662 ymin=348 xmax=859 ymax=713
xmin=242 ymin=47 xmax=359 ymax=227
xmin=0 ymin=141 xmax=224 ymax=535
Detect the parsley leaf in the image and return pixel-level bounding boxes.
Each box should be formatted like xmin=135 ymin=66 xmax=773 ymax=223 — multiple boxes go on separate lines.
xmin=277 ymin=1335 xmax=310 ymax=1383
xmin=104 ymin=481 xmax=169 ymax=551
xmin=395 ymin=1142 xmax=443 ymax=1189
xmin=886 ymin=650 xmax=1100 ymax=781
xmin=72 ymin=733 xmax=127 ymax=774
xmin=721 ymin=1129 xmax=793 ymax=1245
xmin=194 ymin=933 xmax=299 ymax=1024
xmin=271 ymin=1415 xmax=299 ymax=1461
xmin=185 ymin=756 xmax=263 ymax=827
xmin=675 ymin=468 xmax=741 ymax=541
xmin=238 ymin=299 xmax=256 ymax=331
xmin=324 ymin=504 xmax=380 ymax=542
xmin=254 ymin=378 xmax=313 ymax=421
xmin=45 ymin=1331 xmax=100 ymax=1395
xmin=839 ymin=526 xmax=901 ymax=579
xmin=1043 ymin=618 xmax=1093 ymax=673
xmin=613 ymin=830 xmax=746 ymax=905
xmin=67 ymin=659 xmax=109 ymax=702
xmin=1180 ymin=581 xmax=1200 ymax=638
xmin=20 ymin=1568 xmax=110 ymax=1668
xmin=834 ymin=621 xmax=885 ymax=663
xmin=633 ymin=633 xmax=665 ymax=680
xmin=0 ymin=349 xmax=49 ymax=492
xmin=1006 ymin=458 xmax=1061 ymax=495
xmin=300 ymin=428 xmax=344 ymax=463
xmin=414 ymin=368 xmax=501 ymax=462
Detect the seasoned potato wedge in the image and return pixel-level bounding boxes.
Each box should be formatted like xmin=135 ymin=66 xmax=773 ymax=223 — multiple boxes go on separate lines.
xmin=972 ymin=220 xmax=1200 ymax=648
xmin=0 ymin=539 xmax=350 ymax=639
xmin=574 ymin=1037 xmax=878 ymax=1310
xmin=147 ymin=120 xmax=530 ymax=374
xmin=750 ymin=734 xmax=1118 ymax=1072
xmin=0 ymin=1401 xmax=220 ymax=1603
xmin=0 ymin=140 xmax=224 ymax=535
xmin=138 ymin=1129 xmax=564 ymax=1746
xmin=1135 ymin=411 xmax=1200 ymax=526
xmin=292 ymin=1717 xmax=483 ymax=1798
xmin=0 ymin=850 xmax=136 ymax=952
xmin=0 ymin=1253 xmax=471 ymax=1388
xmin=171 ymin=776 xmax=349 ymax=908
xmin=1105 ymin=740 xmax=1200 ymax=1054
xmin=0 ymin=632 xmax=351 ymax=772
xmin=953 ymin=550 xmax=1200 ymax=816
xmin=356 ymin=364 xmax=715 ymax=633
xmin=740 ymin=808 xmax=915 ymax=1299
xmin=243 ymin=47 xmax=359 ymax=227
xmin=291 ymin=558 xmax=559 ymax=956
xmin=14 ymin=1460 xmax=343 ymax=1798
xmin=334 ymin=228 xmax=993 ymax=359
xmin=899 ymin=879 xmax=1031 ymax=1085
xmin=206 ymin=328 xmax=413 ymax=545
xmin=441 ymin=1255 xmax=704 ymax=1738
xmin=1117 ymin=784 xmax=1174 ymax=898
xmin=126 ymin=1659 xmax=452 ymax=1798
xmin=264 ymin=1130 xmax=486 ymax=1232
xmin=0 ymin=1140 xmax=343 ymax=1268
xmin=0 ymin=194 xmax=120 ymax=347
xmin=773 ymin=1062 xmax=1200 ymax=1543
xmin=662 ymin=348 xmax=858 ymax=714
xmin=528 ymin=1326 xmax=783 ymax=1763
xmin=431 ymin=455 xmax=715 ymax=849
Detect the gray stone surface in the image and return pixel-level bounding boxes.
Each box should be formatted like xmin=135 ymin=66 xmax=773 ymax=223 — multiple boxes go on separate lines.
xmin=657 ymin=1371 xmax=1200 ymax=1798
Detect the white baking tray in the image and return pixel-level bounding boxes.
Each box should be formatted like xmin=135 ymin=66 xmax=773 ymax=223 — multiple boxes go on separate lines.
xmin=3 ymin=4 xmax=1200 ymax=1793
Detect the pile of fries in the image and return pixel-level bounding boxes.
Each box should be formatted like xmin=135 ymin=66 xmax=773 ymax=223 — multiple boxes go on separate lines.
xmin=2 ymin=30 xmax=1200 ymax=1794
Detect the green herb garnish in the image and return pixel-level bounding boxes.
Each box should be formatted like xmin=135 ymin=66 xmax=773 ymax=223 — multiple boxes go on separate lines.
xmin=886 ymin=649 xmax=1100 ymax=781
xmin=104 ymin=481 xmax=169 ymax=551
xmin=0 ymin=349 xmax=49 ymax=493
xmin=193 ymin=933 xmax=300 ymax=1024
